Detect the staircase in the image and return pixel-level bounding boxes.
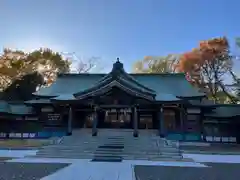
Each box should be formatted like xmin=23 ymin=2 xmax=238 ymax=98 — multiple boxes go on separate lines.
xmin=33 ymin=129 xmax=183 ymax=161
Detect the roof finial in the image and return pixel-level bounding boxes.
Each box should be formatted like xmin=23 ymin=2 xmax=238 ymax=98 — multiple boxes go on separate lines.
xmin=116 ymin=57 xmax=120 ymax=62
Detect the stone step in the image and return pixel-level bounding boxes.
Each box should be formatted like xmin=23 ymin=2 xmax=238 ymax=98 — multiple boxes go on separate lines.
xmin=31 ymin=155 xmax=93 ymax=159
xmin=36 ymin=152 xmax=181 ymax=158
xmin=36 ymin=152 xmax=179 ymax=157
xmin=149 ymin=157 xmax=193 ymax=162
xmin=61 ymin=139 xmax=164 ymax=142
xmin=36 ymin=152 xmax=182 ymax=159
xmin=62 ymin=144 xmax=165 ymax=147
xmin=49 ymin=141 xmax=162 ymax=144
xmin=34 ymin=154 xmax=182 ymax=160
xmin=99 ymin=144 xmax=124 ymax=146
xmin=60 ymin=144 xmax=165 ymax=147
xmin=92 ymin=155 xmax=122 ymax=160
xmin=40 ymin=148 xmax=163 ymax=152
xmin=96 ymin=149 xmax=160 ymax=152
xmin=95 ymin=149 xmax=124 ymax=152
xmin=84 ymin=140 xmax=125 ymax=142
xmin=94 ymin=152 xmax=162 ymax=156
xmin=123 ymin=156 xmax=183 ymax=160
xmin=62 ymin=139 xmax=161 ymax=141
xmin=33 ymin=155 xmax=183 ymax=161
xmin=42 ymin=142 xmax=177 ymax=149
xmin=37 ymin=152 xmax=166 ymax=156
xmin=92 ymin=158 xmax=122 ymax=162
xmin=43 ymin=145 xmax=168 ymax=149
xmin=66 ymin=140 xmax=165 ymax=143
xmin=39 ymin=147 xmax=179 ymax=153
xmin=37 ymin=150 xmax=166 ymax=155
xmin=61 ymin=141 xmax=165 ymax=143
xmin=37 ymin=149 xmax=174 ymax=155
xmin=35 ymin=133 xmax=182 ymax=161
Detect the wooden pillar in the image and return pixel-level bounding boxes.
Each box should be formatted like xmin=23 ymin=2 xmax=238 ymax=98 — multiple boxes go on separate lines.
xmin=159 ymin=106 xmax=165 ymax=137
xmin=158 ymin=108 xmax=161 ymax=136
xmin=67 ymin=106 xmax=73 ymax=136
xmin=200 ymin=108 xmax=206 ymax=141
xmin=133 ymin=106 xmax=138 ymax=137
xmin=92 ymin=107 xmax=98 ymax=136
xmin=180 ymin=104 xmax=186 ymax=140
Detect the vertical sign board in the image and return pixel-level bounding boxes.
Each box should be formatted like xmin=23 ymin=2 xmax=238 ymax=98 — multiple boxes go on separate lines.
xmin=41 ymin=106 xmax=61 ymax=125
xmin=186 ymin=108 xmax=201 ymax=132
xmin=47 ymin=113 xmax=61 ymax=125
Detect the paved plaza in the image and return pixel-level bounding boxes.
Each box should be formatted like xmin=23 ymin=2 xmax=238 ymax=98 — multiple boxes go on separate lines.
xmin=134 ymin=163 xmax=240 ymax=180
xmin=0 ymin=162 xmax=69 ymax=180
xmin=0 ymin=156 xmax=239 ymax=180
xmin=0 ymin=130 xmax=240 ymax=179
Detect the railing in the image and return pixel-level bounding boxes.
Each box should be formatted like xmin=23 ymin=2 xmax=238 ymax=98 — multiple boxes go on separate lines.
xmin=204 ymin=135 xmax=237 ymax=143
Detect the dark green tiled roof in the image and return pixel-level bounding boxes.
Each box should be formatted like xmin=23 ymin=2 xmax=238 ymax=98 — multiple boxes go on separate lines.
xmin=0 ymin=101 xmax=34 ymax=115
xmin=35 ymin=73 xmax=204 ymax=98
xmin=0 ymin=101 xmax=10 ymax=113
xmin=189 ymin=99 xmax=216 ymax=106
xmin=73 ymin=60 xmax=156 ymax=100
xmin=34 ymin=59 xmax=204 ymax=101
xmin=24 ymin=99 xmax=52 ymax=104
xmin=155 ymin=93 xmax=182 ymax=102
xmin=10 ymin=104 xmax=33 ymax=115
xmin=205 ymin=105 xmax=240 ymax=118
xmin=51 ymin=94 xmax=76 ymax=101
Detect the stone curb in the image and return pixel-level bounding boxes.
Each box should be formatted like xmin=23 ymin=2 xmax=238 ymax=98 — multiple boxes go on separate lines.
xmin=0 ymin=147 xmax=39 ymax=150
xmin=182 ymin=150 xmax=240 ymax=155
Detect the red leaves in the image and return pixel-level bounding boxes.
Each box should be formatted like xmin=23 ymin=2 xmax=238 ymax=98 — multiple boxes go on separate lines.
xmin=177 ymin=37 xmax=229 ymax=84
xmin=178 ymin=50 xmax=202 ymax=73
xmin=199 ymin=37 xmax=229 ymax=61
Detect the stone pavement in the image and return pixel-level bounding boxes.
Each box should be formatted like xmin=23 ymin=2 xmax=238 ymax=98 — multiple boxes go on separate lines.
xmin=0 ymin=162 xmax=68 ymax=180
xmin=6 ymin=158 xmax=207 ymax=180
xmin=134 ymin=163 xmax=240 ymax=180
xmin=180 ymin=143 xmax=240 ymax=155
xmin=4 ymin=155 xmax=240 ymax=180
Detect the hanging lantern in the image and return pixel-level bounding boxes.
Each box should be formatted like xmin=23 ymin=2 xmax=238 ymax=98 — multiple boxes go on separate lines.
xmin=124 ymin=109 xmax=127 ymax=116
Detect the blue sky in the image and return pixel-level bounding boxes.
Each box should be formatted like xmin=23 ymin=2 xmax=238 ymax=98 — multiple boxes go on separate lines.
xmin=1 ymin=0 xmax=239 ymax=72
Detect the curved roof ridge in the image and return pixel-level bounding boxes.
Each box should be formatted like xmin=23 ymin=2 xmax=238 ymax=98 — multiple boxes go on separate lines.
xmin=119 ymin=73 xmax=155 ymax=93
xmin=57 ymin=72 xmax=186 ymax=77
xmin=131 ymin=72 xmax=186 ymax=76
xmin=74 ymin=59 xmax=156 ymax=98
xmin=75 ymin=80 xmax=154 ymax=101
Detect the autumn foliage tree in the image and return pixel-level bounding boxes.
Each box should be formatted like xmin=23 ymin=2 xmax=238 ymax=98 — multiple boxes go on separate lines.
xmin=133 ymin=54 xmax=179 ymax=73
xmin=229 ymin=38 xmax=240 ymax=100
xmin=177 ymin=37 xmax=237 ymax=103
xmin=0 ymin=48 xmax=71 ymax=100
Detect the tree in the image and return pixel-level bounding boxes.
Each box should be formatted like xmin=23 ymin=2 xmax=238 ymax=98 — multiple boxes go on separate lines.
xmin=0 ymin=48 xmax=71 ymax=100
xmin=61 ymin=52 xmax=102 ymax=73
xmin=133 ymin=55 xmax=179 ymax=73
xmin=177 ymin=37 xmax=237 ymax=103
xmin=2 ymin=72 xmax=44 ymax=101
xmin=76 ymin=57 xmax=100 ymax=73
xmin=227 ymin=38 xmax=240 ymax=100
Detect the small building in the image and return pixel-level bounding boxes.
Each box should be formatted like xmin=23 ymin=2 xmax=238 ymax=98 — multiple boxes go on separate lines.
xmin=0 ymin=59 xmax=239 ymax=143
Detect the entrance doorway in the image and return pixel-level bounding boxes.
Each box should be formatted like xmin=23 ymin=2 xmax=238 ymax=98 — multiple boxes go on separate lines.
xmin=139 ymin=115 xmax=153 ymax=129
xmin=104 ymin=110 xmax=131 ymax=128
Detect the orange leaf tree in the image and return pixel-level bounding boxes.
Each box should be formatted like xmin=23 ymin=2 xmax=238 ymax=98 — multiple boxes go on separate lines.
xmin=133 ymin=55 xmax=179 ymax=73
xmin=0 ymin=48 xmax=71 ymax=100
xmin=177 ymin=37 xmax=236 ymax=103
